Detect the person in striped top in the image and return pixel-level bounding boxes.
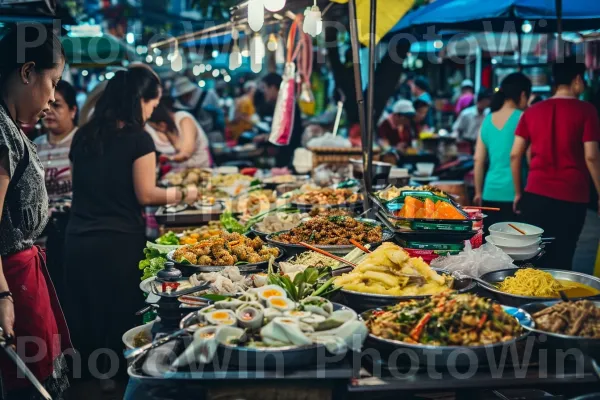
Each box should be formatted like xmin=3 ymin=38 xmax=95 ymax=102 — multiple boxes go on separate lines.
xmin=35 ymin=80 xmax=78 ymax=202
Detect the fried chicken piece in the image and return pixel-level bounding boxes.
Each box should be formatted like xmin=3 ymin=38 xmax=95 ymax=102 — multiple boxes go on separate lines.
xmin=181 ymin=252 xmax=198 ymax=265
xmin=231 ymin=245 xmax=251 ymax=261
xmin=249 ymin=236 xmax=264 ymax=251
xmin=197 ymin=255 xmax=213 ymax=266
xmin=224 ymin=232 xmax=243 ymax=242
xmin=173 ymin=246 xmax=188 ymax=260
xmin=259 ymin=247 xmax=280 ymax=257
xmin=214 ymin=250 xmax=235 ymax=266
xmin=247 ymin=254 xmax=262 ymax=263
xmin=210 ymin=238 xmax=226 ymax=254
xmin=191 ymin=243 xmax=211 ymax=256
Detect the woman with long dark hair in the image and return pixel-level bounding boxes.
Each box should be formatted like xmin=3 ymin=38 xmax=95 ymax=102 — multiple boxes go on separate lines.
xmin=64 ymin=68 xmax=198 ymax=388
xmin=473 ymin=73 xmax=531 ymax=231
xmin=0 ymin=24 xmax=70 ymax=399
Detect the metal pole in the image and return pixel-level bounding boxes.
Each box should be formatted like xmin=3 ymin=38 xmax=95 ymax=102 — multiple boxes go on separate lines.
xmin=556 ymin=0 xmax=563 ymax=59
xmin=347 ymin=0 xmax=371 ymax=211
xmin=517 ymin=32 xmax=522 ymax=69
xmin=364 ymin=0 xmax=376 ymax=195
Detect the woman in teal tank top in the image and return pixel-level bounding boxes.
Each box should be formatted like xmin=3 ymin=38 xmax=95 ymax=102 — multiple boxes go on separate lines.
xmin=473 ymin=73 xmax=532 ymax=231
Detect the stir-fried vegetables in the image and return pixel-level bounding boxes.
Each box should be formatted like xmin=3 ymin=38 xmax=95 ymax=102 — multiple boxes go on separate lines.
xmin=366 ymin=293 xmax=522 ymax=346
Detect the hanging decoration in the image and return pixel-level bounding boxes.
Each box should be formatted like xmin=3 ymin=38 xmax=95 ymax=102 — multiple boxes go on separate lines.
xmin=269 ymin=16 xmax=312 ymax=146
xmin=297 ymin=31 xmax=316 ymax=116
xmin=303 ymin=0 xmax=323 ymax=37
xmin=248 ymin=0 xmax=265 ymax=32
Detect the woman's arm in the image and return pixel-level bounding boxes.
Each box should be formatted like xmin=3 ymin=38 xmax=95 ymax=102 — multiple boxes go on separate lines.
xmin=584 ymin=142 xmax=600 ymax=216
xmin=133 ymin=153 xmax=195 ymax=205
xmin=0 ymin=154 xmax=15 ymax=338
xmin=169 ymin=117 xmax=198 ymax=163
xmin=473 ymin=133 xmax=487 ymax=206
xmin=510 ymin=136 xmax=528 ymax=213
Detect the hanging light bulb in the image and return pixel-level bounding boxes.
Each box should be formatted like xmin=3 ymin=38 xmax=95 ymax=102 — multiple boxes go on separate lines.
xmin=275 ymin=32 xmax=285 ymax=64
xmin=241 ymin=36 xmax=250 ymax=57
xmin=303 ymin=1 xmax=322 ymax=37
xmin=264 ymin=0 xmax=285 ymax=12
xmin=250 ymin=58 xmax=263 ymax=73
xmin=250 ymin=33 xmax=265 ymax=62
xmin=171 ymin=48 xmax=183 ymax=72
xmin=267 ymin=33 xmax=278 ymax=52
xmin=248 ymin=0 xmax=264 ymax=32
xmin=229 ymin=43 xmax=242 ymax=70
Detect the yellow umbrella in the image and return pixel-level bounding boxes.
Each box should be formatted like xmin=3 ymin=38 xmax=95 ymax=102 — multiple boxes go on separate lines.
xmin=331 ymin=0 xmax=414 ymax=46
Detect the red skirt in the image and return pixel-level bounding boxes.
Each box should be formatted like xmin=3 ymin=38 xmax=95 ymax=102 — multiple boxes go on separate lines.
xmin=0 ymin=246 xmax=71 ymax=391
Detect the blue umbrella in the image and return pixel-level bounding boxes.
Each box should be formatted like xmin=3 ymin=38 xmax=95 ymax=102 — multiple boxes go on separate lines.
xmin=392 ymin=0 xmax=600 ymax=33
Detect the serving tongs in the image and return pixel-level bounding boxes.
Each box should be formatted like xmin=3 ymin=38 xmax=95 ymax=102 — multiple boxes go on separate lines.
xmin=0 ymin=327 xmax=52 ymax=400
xmin=124 ymin=327 xmax=193 ymax=360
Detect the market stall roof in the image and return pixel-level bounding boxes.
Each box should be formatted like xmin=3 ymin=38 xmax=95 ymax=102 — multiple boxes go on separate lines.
xmin=61 ymin=32 xmax=136 ymax=66
xmin=391 ymin=0 xmax=600 ymax=33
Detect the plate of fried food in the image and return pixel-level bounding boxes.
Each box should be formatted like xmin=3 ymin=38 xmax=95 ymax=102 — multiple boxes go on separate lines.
xmin=168 ymin=232 xmax=284 ymax=275
xmin=290 ymin=188 xmax=363 ymax=212
xmin=334 ymin=243 xmax=475 ymax=311
xmin=266 ymin=216 xmax=392 ymax=256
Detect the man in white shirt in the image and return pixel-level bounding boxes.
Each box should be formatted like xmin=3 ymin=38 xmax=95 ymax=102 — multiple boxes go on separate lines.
xmin=452 ymin=89 xmax=492 ymax=151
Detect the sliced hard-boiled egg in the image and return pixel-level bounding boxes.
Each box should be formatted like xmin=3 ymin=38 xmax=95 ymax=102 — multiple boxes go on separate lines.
xmin=205 ymin=309 xmax=237 ymax=326
xmin=267 ymin=296 xmax=295 ymax=312
xmin=255 ymin=284 xmax=287 ymax=303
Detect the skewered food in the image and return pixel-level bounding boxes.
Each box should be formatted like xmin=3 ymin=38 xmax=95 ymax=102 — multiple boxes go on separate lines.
xmin=532 ymin=300 xmax=600 ymax=338
xmin=366 ymin=293 xmax=523 ymax=346
xmin=334 ymin=243 xmax=452 ymax=296
xmin=497 ymin=268 xmax=600 ymax=298
xmin=292 ymin=188 xmax=362 ymax=206
xmin=172 ymin=232 xmax=280 ymax=266
xmin=271 ymin=216 xmax=382 ymax=246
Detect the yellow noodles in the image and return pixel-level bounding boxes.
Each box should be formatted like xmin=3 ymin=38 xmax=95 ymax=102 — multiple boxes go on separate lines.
xmin=498 ymin=268 xmax=573 ymax=297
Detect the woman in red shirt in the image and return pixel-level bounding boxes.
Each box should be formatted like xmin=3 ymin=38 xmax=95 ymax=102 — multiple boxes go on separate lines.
xmin=510 ymin=57 xmax=600 ymax=270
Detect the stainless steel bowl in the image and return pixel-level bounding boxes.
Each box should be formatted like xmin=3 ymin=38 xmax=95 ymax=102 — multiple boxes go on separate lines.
xmin=361 ymin=305 xmax=533 ymax=366
xmin=337 ymin=269 xmax=476 ymax=312
xmin=479 ymin=269 xmax=600 ymax=307
xmin=520 ymin=300 xmax=600 ymax=358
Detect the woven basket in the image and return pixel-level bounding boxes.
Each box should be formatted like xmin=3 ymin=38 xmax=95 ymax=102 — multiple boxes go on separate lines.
xmin=308 ymin=147 xmax=380 ymax=168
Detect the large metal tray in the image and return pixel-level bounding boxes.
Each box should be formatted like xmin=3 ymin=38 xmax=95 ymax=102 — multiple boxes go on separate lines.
xmin=361 ymin=305 xmax=534 ymax=366
xmin=166 ymin=247 xmax=285 ymax=276
xmin=520 ymin=300 xmax=600 ymax=359
xmin=336 ymin=268 xmax=476 ymax=312
xmin=265 ymin=218 xmax=394 ymax=257
xmin=479 ymin=268 xmax=600 ymax=307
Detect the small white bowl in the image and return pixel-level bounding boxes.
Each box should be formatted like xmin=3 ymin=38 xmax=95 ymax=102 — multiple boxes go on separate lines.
xmin=122 ymin=319 xmax=157 ymax=350
xmin=415 ymin=162 xmax=435 ymax=176
xmin=507 ymin=248 xmax=542 ymax=261
xmin=489 ymin=222 xmax=544 ymax=239
xmin=486 ymin=235 xmax=542 ymax=251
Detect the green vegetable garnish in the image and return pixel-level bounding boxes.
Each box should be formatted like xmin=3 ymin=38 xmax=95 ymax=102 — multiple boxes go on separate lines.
xmin=155 ymin=231 xmax=179 ymax=246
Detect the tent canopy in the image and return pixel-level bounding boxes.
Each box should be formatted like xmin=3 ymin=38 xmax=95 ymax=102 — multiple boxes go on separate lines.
xmin=392 ymin=0 xmax=600 ymax=34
